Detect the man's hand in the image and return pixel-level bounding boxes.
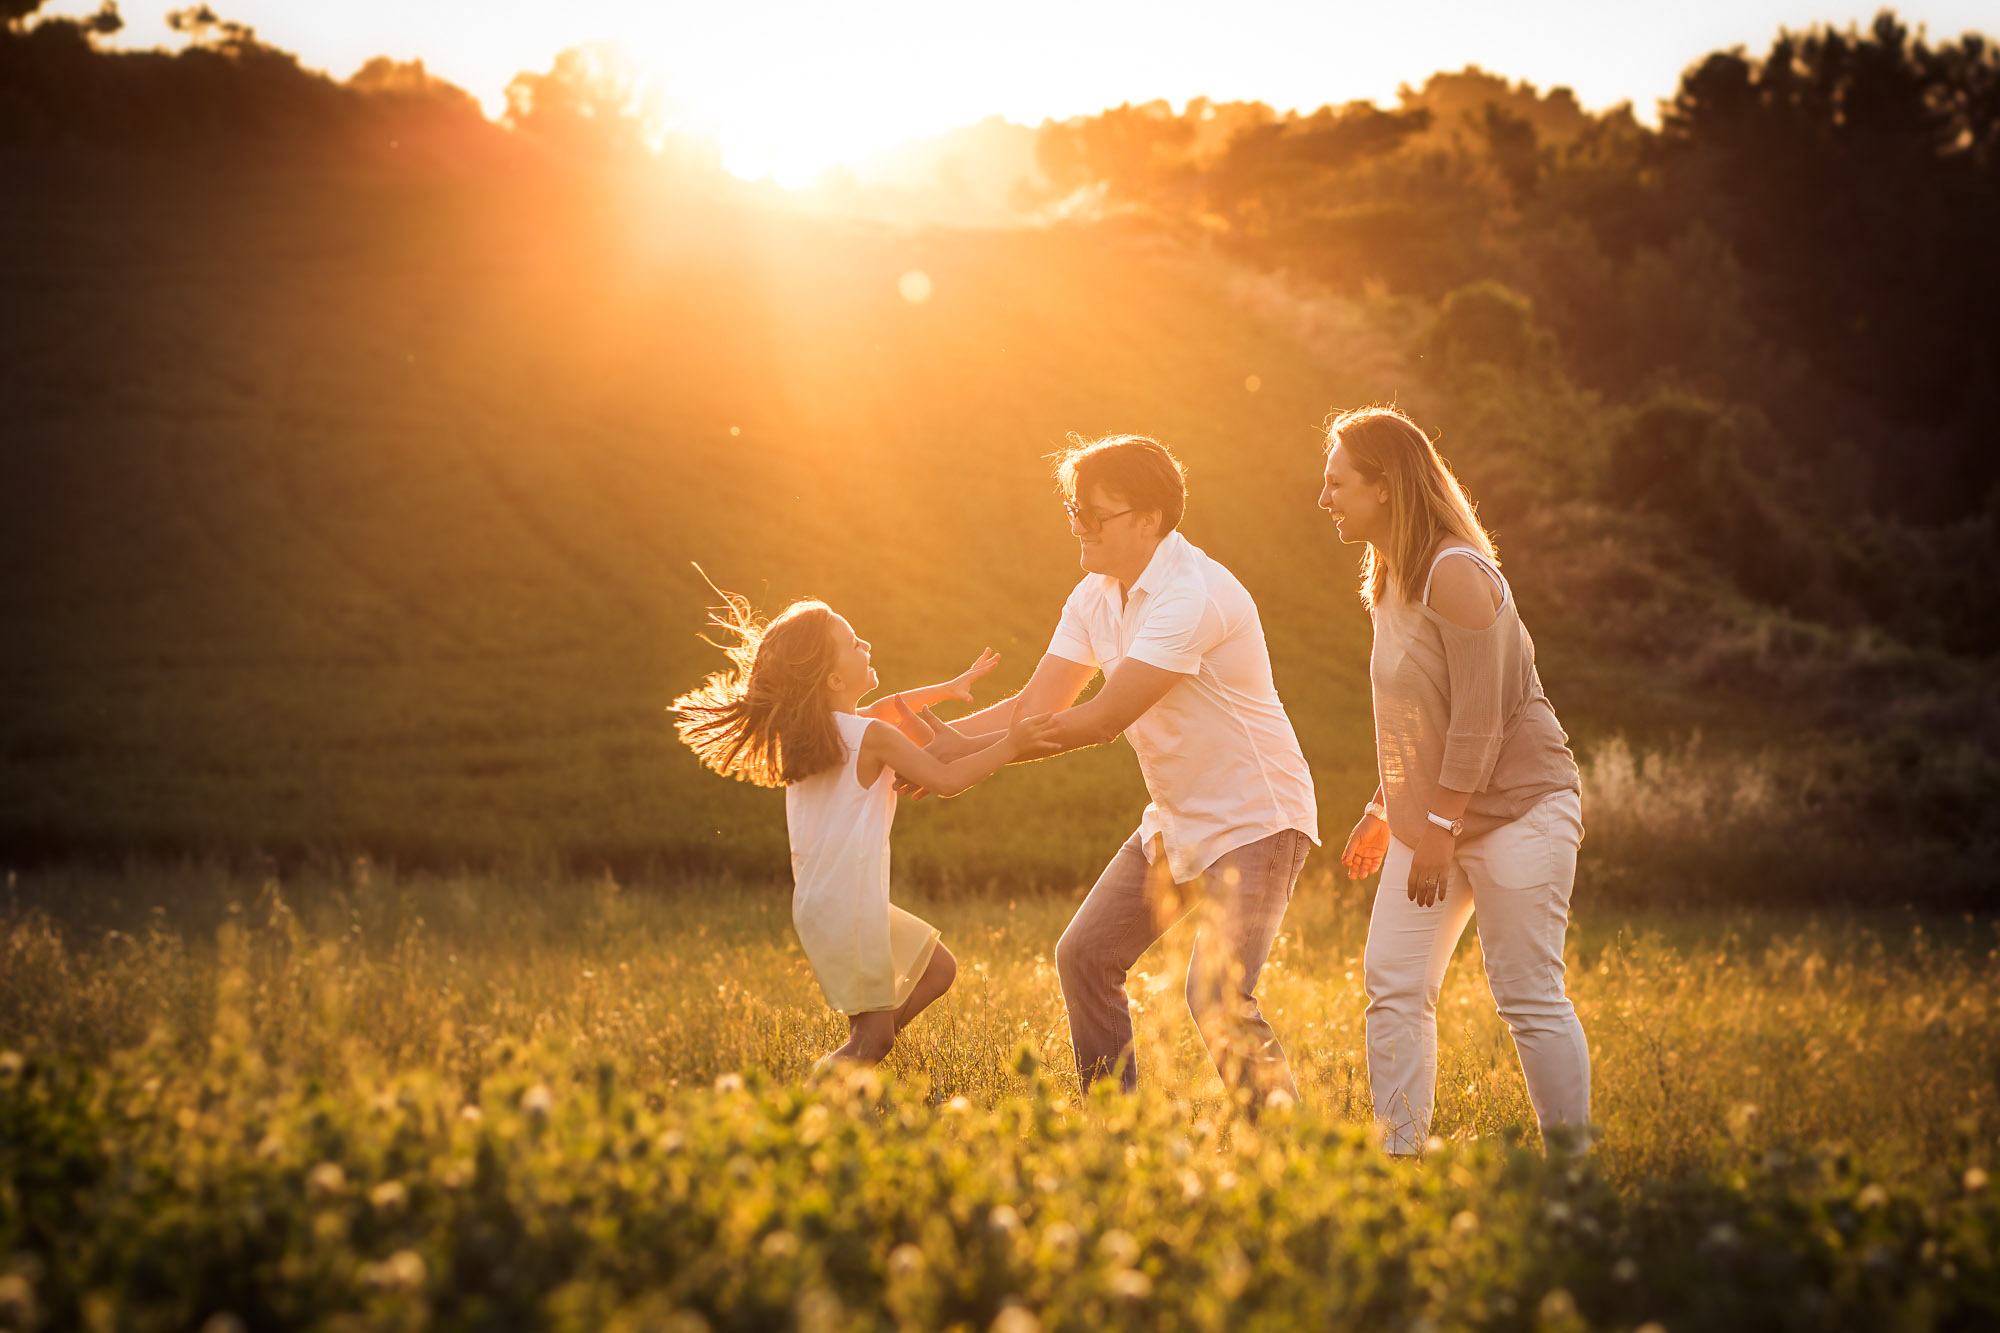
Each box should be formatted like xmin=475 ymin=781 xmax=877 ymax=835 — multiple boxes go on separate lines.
xmin=943 ymin=648 xmax=1000 ymax=704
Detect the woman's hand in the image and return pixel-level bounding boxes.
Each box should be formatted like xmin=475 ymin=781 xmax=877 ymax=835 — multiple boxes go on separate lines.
xmin=1407 ymin=825 xmax=1456 ymax=907
xmin=944 ymin=648 xmax=1000 ymax=704
xmin=1341 ymin=814 xmax=1389 ymax=881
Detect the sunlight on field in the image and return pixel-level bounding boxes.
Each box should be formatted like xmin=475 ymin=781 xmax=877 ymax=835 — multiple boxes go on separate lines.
xmin=7 ymin=863 xmax=1994 ymax=1180
xmin=3 ymin=863 xmax=1996 ymax=1328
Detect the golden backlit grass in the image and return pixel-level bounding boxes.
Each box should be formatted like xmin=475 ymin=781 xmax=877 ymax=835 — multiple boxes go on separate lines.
xmin=7 ymin=860 xmax=1993 ymax=1188
xmin=6 ymin=862 xmax=1996 ymax=1329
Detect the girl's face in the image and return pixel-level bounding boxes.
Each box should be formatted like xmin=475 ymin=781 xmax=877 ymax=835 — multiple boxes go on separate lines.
xmin=1319 ymin=440 xmax=1390 ymax=546
xmin=824 ymin=613 xmax=877 ymax=701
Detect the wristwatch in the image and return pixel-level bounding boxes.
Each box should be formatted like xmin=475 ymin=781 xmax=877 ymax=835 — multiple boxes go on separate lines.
xmin=1426 ymin=810 xmax=1464 ymax=837
xmin=1363 ymin=799 xmax=1388 ymax=822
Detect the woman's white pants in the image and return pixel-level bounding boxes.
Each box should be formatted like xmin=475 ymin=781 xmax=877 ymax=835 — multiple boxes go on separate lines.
xmin=1363 ymin=789 xmax=1589 ymax=1153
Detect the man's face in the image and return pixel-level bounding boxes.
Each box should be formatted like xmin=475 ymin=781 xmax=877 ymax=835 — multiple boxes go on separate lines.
xmin=1069 ymin=481 xmax=1154 ymax=577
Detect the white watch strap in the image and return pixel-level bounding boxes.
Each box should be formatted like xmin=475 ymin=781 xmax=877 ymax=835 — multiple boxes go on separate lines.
xmin=1425 ymin=810 xmax=1459 ymax=833
xmin=1364 ymin=800 xmax=1387 ymax=822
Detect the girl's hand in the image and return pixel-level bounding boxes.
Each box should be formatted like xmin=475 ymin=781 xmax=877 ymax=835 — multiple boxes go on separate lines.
xmin=1407 ymin=825 xmax=1455 ymax=907
xmin=876 ymin=694 xmax=934 ymax=745
xmin=1341 ymin=814 xmax=1389 ymax=881
xmin=915 ymin=704 xmax=983 ymax=762
xmin=1006 ymin=710 xmax=1063 ymax=759
xmin=945 ymin=648 xmax=1000 ymax=704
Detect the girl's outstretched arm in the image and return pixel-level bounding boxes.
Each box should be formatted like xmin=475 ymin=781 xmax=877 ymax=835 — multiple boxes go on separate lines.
xmin=860 ymin=648 xmax=1000 ymax=723
xmin=857 ymin=708 xmax=1061 ymax=798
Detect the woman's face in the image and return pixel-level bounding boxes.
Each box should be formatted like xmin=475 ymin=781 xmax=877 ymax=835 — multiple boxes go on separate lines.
xmin=1319 ymin=440 xmax=1390 ymax=546
xmin=824 ymin=613 xmax=877 ymax=700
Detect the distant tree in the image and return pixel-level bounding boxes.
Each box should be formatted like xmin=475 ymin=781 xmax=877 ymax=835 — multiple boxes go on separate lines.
xmin=1037 ymin=100 xmax=1195 ymax=204
xmin=503 ymin=44 xmax=658 ymax=160
xmin=1662 ymin=12 xmax=2000 ymax=517
xmin=2 ymin=0 xmax=45 ymax=29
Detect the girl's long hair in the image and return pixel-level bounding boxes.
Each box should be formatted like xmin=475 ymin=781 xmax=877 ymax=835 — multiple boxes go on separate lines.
xmin=669 ymin=581 xmax=847 ymax=787
xmin=1326 ymin=406 xmax=1496 ymax=610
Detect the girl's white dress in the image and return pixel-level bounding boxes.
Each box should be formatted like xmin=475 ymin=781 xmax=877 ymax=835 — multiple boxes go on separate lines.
xmin=786 ymin=710 xmax=940 ymax=1015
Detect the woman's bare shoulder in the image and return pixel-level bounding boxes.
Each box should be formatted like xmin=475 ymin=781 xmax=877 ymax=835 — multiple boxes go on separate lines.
xmin=1425 ymin=553 xmax=1503 ymax=630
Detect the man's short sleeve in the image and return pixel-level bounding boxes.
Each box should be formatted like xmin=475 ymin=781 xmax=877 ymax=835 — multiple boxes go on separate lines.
xmin=1125 ymin=588 xmax=1225 ymax=675
xmin=1045 ymin=581 xmax=1098 ymax=668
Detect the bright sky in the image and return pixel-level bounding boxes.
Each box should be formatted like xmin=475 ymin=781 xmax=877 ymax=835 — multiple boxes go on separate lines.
xmin=44 ymin=0 xmax=1999 ymax=186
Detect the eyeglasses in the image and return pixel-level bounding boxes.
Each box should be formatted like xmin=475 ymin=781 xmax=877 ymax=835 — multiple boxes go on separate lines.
xmin=1064 ymin=501 xmax=1134 ymax=533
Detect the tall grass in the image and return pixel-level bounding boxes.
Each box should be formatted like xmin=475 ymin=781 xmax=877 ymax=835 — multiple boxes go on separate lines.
xmin=6 ymin=861 xmax=1993 ymax=1185
xmin=4 ymin=863 xmax=1995 ymax=1329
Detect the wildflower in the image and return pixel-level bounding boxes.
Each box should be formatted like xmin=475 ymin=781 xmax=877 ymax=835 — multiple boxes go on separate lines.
xmin=1110 ymin=1269 xmax=1152 ymax=1300
xmin=1538 ymin=1290 xmax=1577 ymax=1321
xmin=1263 ymin=1088 xmax=1296 ymax=1116
xmin=1612 ymin=1258 xmax=1639 ymax=1283
xmin=255 ymin=1132 xmax=285 ymax=1161
xmin=714 ymin=1072 xmax=745 ymax=1094
xmin=887 ymin=1244 xmax=925 ymax=1279
xmin=1424 ymin=1135 xmax=1445 ymax=1155
xmin=990 ymin=1305 xmax=1041 ymax=1333
xmin=658 ymin=1129 xmax=686 ymax=1155
xmin=1543 ymin=1201 xmax=1571 ymax=1226
xmin=945 ymin=1095 xmax=972 ymax=1114
xmin=0 ymin=1275 xmax=33 ymax=1325
xmin=1966 ymin=1166 xmax=1989 ymax=1193
xmin=522 ymin=1084 xmax=553 ymax=1120
xmin=369 ymin=1181 xmax=408 ymax=1216
xmin=797 ymin=1104 xmax=829 ymax=1145
xmin=361 ymin=1249 xmax=427 ymax=1290
xmin=458 ymin=1104 xmax=483 ymax=1124
xmin=307 ymin=1162 xmax=346 ymax=1199
xmin=1706 ymin=1222 xmax=1739 ymax=1249
xmin=1450 ymin=1210 xmax=1478 ymax=1236
xmin=1857 ymin=1184 xmax=1888 ymax=1211
xmin=761 ymin=1230 xmax=799 ymax=1259
xmin=0 ymin=1051 xmax=21 ymax=1082
xmin=988 ymin=1205 xmax=1022 ymax=1236
xmin=1097 ymin=1230 xmax=1139 ymax=1267
xmin=1041 ymin=1221 xmax=1079 ymax=1261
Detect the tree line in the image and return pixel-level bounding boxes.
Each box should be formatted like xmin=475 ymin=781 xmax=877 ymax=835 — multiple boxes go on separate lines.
xmin=6 ymin=4 xmax=1997 ymax=655
xmin=1033 ymin=16 xmax=2000 ymax=655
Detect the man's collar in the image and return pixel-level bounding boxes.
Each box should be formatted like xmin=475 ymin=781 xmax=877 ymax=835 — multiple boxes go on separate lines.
xmin=1127 ymin=530 xmax=1188 ymax=600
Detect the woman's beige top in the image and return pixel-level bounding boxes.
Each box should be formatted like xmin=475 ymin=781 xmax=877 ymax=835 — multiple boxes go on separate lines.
xmin=1369 ymin=544 xmax=1580 ymax=848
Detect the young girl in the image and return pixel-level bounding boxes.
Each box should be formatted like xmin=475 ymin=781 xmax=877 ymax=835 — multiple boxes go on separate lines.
xmin=671 ymin=588 xmax=1060 ymax=1067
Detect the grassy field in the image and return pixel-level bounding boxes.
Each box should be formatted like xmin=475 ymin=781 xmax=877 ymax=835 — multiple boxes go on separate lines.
xmin=0 ymin=159 xmax=1808 ymax=895
xmin=2 ymin=862 xmax=1995 ymax=1329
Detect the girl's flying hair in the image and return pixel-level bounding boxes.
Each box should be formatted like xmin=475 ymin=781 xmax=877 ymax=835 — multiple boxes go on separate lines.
xmin=670 ymin=576 xmax=847 ymax=787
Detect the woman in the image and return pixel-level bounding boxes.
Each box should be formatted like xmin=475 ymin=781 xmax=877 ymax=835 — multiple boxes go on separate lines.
xmin=1319 ymin=406 xmax=1588 ymax=1156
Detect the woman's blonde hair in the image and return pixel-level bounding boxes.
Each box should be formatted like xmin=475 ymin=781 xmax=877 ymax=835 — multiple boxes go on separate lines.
xmin=669 ymin=584 xmax=847 ymax=787
xmin=1326 ymin=406 xmax=1496 ymax=610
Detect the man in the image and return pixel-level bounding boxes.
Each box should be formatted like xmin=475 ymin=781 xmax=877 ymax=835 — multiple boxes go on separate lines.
xmin=930 ymin=434 xmax=1319 ymax=1101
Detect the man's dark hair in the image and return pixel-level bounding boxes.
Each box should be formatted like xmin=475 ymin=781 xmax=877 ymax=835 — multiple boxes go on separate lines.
xmin=1052 ymin=433 xmax=1188 ymax=534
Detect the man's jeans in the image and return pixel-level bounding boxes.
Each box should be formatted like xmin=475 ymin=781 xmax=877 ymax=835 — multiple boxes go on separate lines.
xmin=1056 ymin=827 xmax=1311 ymax=1098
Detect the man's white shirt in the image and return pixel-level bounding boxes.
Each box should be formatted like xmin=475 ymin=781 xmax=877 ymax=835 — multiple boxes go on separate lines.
xmin=1046 ymin=530 xmax=1319 ymax=883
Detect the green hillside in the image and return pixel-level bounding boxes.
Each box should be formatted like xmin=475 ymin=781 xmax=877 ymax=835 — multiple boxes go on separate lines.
xmin=0 ymin=162 xmax=1850 ymax=888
